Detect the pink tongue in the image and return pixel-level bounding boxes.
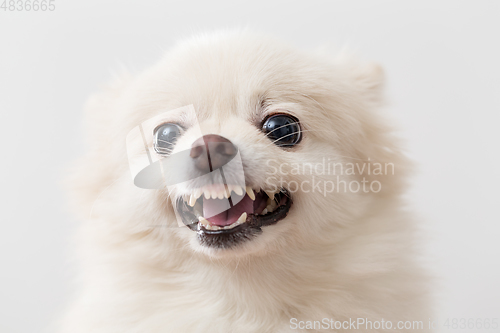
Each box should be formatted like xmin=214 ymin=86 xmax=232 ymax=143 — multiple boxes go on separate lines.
xmin=203 ymin=194 xmax=254 ymax=226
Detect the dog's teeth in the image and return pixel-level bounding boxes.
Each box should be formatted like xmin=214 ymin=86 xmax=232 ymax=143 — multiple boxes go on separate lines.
xmin=194 ymin=189 xmax=203 ymax=199
xmin=211 ymin=190 xmax=219 ymax=199
xmin=237 ymin=212 xmax=247 ymax=223
xmin=204 ymin=191 xmax=211 ymax=199
xmin=267 ymin=199 xmax=277 ymax=212
xmin=261 ymin=208 xmax=268 ymax=215
xmin=223 ymin=186 xmax=231 ymax=198
xmin=199 ymin=216 xmax=209 ymax=226
xmin=199 ymin=217 xmax=222 ymax=230
xmin=217 ymin=190 xmax=225 ymax=200
xmin=188 ymin=194 xmax=197 ymax=207
xmin=267 ymin=197 xmax=277 ymax=207
xmin=200 ymin=212 xmax=248 ymax=231
xmin=265 ymin=190 xmax=275 ymax=202
xmin=233 ymin=186 xmax=243 ymax=196
xmin=246 ymin=187 xmax=255 ymax=200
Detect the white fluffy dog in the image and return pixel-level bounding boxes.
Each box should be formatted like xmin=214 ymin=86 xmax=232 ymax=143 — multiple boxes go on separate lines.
xmin=60 ymin=30 xmax=432 ymax=332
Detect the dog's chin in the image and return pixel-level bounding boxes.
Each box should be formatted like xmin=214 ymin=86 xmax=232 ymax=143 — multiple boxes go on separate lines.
xmin=173 ymin=185 xmax=292 ymax=257
xmin=186 ymin=226 xmax=284 ymax=259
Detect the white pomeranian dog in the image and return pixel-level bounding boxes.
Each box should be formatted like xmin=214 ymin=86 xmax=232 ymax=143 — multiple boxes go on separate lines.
xmin=60 ymin=30 xmax=433 ymax=332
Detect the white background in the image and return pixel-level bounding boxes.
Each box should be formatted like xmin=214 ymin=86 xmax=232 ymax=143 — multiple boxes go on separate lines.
xmin=1 ymin=1 xmax=499 ymax=332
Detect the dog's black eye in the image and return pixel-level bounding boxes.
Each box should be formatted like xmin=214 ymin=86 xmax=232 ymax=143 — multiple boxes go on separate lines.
xmin=262 ymin=114 xmax=301 ymax=147
xmin=154 ymin=123 xmax=182 ymax=155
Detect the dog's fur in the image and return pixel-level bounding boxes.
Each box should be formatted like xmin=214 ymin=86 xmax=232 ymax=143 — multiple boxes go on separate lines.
xmin=60 ymin=30 xmax=432 ymax=332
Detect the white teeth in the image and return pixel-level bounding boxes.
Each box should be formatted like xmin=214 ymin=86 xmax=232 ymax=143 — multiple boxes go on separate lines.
xmin=190 ymin=185 xmax=277 ymax=213
xmin=221 ymin=212 xmax=246 ymax=230
xmin=188 ymin=194 xmax=197 ymax=207
xmin=270 ymin=199 xmax=277 ymax=210
xmin=237 ymin=212 xmax=247 ymax=223
xmin=198 ymin=216 xmax=221 ymax=230
xmin=194 ymin=189 xmax=203 ymax=199
xmin=233 ymin=186 xmax=244 ymax=196
xmin=246 ymin=187 xmax=255 ymax=200
xmin=223 ymin=186 xmax=231 ymax=198
xmin=198 ymin=216 xmax=209 ymax=226
xmin=190 ymin=185 xmax=283 ymax=228
xmin=198 ymin=212 xmax=248 ymax=231
xmin=265 ymin=190 xmax=275 ymax=202
xmin=190 ymin=185 xmax=254 ymax=201
xmin=267 ymin=196 xmax=277 ymax=207
xmin=265 ymin=199 xmax=277 ymax=214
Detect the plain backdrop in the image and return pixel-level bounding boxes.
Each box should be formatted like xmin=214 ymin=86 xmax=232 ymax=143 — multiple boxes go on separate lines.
xmin=1 ymin=1 xmax=499 ymax=332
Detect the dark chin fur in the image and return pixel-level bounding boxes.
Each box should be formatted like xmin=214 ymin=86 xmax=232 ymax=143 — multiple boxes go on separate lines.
xmin=197 ymin=223 xmax=262 ymax=249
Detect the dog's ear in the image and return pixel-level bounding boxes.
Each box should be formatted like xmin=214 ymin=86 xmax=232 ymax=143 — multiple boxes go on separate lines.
xmin=352 ymin=62 xmax=385 ymax=104
xmin=328 ymin=49 xmax=385 ymax=105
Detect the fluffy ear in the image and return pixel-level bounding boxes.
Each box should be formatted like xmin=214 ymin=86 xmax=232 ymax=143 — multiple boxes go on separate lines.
xmin=330 ymin=50 xmax=386 ymax=105
xmin=352 ymin=62 xmax=385 ymax=103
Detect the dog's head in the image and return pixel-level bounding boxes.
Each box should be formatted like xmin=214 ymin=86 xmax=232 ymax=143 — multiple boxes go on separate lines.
xmin=70 ymin=31 xmax=406 ymax=259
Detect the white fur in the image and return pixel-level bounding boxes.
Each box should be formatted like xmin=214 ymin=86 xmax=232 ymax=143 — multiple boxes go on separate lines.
xmin=59 ymin=30 xmax=433 ymax=332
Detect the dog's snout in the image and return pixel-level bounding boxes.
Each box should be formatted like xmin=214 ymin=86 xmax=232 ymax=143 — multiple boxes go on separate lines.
xmin=190 ymin=135 xmax=237 ymax=172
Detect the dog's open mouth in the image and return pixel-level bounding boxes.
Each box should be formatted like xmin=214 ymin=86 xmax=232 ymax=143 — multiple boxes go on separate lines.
xmin=176 ymin=185 xmax=292 ymax=248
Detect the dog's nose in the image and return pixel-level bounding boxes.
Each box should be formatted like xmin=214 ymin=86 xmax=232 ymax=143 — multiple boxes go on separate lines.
xmin=190 ymin=135 xmax=237 ymax=172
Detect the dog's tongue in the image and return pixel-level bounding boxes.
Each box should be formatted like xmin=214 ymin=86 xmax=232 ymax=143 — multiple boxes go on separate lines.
xmin=203 ymin=194 xmax=254 ymax=226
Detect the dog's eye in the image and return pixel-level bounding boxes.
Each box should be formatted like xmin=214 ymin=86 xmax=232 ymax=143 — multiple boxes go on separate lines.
xmin=262 ymin=114 xmax=301 ymax=147
xmin=154 ymin=123 xmax=182 ymax=155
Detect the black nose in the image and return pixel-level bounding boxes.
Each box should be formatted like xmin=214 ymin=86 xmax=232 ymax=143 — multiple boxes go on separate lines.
xmin=190 ymin=135 xmax=237 ymax=172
